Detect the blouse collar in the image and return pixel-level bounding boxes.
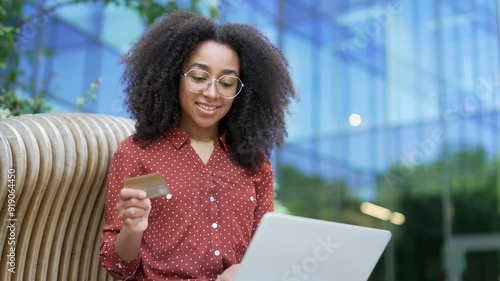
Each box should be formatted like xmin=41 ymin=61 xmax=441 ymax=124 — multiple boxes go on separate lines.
xmin=165 ymin=127 xmax=229 ymax=152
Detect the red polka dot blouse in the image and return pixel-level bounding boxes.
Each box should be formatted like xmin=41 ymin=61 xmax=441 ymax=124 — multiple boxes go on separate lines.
xmin=100 ymin=127 xmax=274 ymax=280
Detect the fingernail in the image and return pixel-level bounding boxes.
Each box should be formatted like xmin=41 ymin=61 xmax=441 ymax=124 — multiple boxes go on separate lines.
xmin=139 ymin=191 xmax=147 ymax=198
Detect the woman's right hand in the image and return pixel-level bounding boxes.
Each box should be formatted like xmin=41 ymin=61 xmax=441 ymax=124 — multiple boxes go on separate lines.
xmin=117 ymin=188 xmax=151 ymax=233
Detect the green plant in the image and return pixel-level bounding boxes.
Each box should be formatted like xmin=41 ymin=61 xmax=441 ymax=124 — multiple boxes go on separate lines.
xmin=0 ymin=88 xmax=51 ymax=118
xmin=76 ymin=77 xmax=102 ymax=110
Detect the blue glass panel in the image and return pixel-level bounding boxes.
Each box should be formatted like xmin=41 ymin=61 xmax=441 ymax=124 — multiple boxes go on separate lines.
xmin=318 ymin=45 xmax=338 ymax=135
xmin=52 ymin=18 xmax=87 ymax=48
xmin=349 ymin=132 xmax=374 ymax=171
xmin=284 ymin=0 xmax=311 ymax=22
xmin=317 ymin=0 xmax=343 ymax=14
xmin=317 ymin=137 xmax=348 ymax=166
xmin=101 ymin=5 xmax=145 ymax=54
xmin=17 ymin=4 xmax=48 ymax=52
xmin=283 ymin=32 xmax=314 ymax=141
xmin=387 ymin=127 xmax=403 ymax=166
xmin=95 ymin=48 xmax=128 ymax=117
xmin=419 ymin=2 xmax=438 ymax=75
xmin=348 ymin=63 xmax=373 ymax=130
xmin=399 ymin=126 xmax=423 ymax=169
xmin=48 ymin=47 xmax=87 ymax=106
xmin=253 ymin=0 xmax=278 ymax=17
xmin=476 ymin=30 xmax=500 ymax=111
xmin=479 ymin=113 xmax=499 ymax=158
xmin=374 ymin=130 xmax=387 ymax=172
xmin=420 ymin=74 xmax=440 ymax=121
xmin=280 ymin=144 xmax=316 ymax=176
xmin=372 ymin=75 xmax=386 ymax=127
xmin=251 ymin=24 xmax=278 ymax=45
xmin=222 ymin=1 xmax=272 ymax=25
xmin=43 ymin=95 xmax=76 ymax=113
xmin=54 ymin=2 xmax=97 ymax=35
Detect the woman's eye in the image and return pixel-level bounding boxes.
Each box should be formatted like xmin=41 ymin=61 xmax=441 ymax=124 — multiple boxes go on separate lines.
xmin=220 ymin=82 xmax=233 ymax=88
xmin=192 ymin=76 xmax=207 ymax=82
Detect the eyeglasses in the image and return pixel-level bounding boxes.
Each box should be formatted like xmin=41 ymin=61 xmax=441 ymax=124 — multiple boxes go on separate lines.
xmin=182 ymin=69 xmax=244 ymax=99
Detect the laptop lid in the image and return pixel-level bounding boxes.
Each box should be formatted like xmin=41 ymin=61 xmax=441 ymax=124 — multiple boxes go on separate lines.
xmin=234 ymin=213 xmax=391 ymax=281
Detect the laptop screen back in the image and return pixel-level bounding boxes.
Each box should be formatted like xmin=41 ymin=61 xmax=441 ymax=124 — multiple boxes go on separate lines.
xmin=234 ymin=213 xmax=391 ymax=281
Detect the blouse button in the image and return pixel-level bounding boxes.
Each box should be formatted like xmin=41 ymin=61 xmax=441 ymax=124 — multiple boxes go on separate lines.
xmin=166 ymin=194 xmax=173 ymax=200
xmin=214 ymin=250 xmax=221 ymax=256
xmin=211 ymin=223 xmax=218 ymax=229
xmin=209 ymin=196 xmax=215 ymax=202
xmin=249 ymin=196 xmax=255 ymax=202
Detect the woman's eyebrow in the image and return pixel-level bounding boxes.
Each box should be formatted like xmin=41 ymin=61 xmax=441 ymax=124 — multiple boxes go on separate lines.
xmin=187 ymin=63 xmax=239 ymax=76
xmin=187 ymin=62 xmax=210 ymax=70
xmin=221 ymin=69 xmax=238 ymax=76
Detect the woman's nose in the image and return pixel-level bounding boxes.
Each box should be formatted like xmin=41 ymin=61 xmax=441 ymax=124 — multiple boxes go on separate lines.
xmin=203 ymin=80 xmax=219 ymax=98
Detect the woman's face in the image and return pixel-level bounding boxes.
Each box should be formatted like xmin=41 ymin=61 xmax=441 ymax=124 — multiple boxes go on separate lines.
xmin=178 ymin=41 xmax=240 ymax=137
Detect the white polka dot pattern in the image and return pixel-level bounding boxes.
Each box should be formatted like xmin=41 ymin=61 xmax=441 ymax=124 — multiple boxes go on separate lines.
xmin=99 ymin=128 xmax=274 ymax=280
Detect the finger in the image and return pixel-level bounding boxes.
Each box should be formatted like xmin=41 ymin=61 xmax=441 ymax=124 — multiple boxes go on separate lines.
xmin=118 ymin=197 xmax=150 ymax=210
xmin=144 ymin=198 xmax=152 ymax=217
xmin=119 ymin=187 xmax=147 ymax=200
xmin=122 ymin=217 xmax=145 ymax=227
xmin=121 ymin=206 xmax=149 ymax=219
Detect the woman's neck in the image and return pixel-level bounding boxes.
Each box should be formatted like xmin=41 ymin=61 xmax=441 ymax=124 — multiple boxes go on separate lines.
xmin=178 ymin=123 xmax=218 ymax=142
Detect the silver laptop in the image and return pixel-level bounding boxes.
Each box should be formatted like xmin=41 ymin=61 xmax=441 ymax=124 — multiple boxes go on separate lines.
xmin=234 ymin=213 xmax=391 ymax=281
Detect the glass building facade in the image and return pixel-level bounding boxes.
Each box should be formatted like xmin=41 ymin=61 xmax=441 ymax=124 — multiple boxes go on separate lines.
xmin=16 ymin=0 xmax=500 ymax=280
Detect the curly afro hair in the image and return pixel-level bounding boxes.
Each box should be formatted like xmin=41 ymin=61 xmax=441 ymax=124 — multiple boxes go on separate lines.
xmin=122 ymin=11 xmax=297 ymax=172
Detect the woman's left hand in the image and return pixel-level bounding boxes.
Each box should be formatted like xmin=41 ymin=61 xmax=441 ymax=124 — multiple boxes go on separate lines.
xmin=217 ymin=264 xmax=240 ymax=281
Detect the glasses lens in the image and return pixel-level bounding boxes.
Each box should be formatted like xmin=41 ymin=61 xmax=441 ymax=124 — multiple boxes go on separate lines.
xmin=217 ymin=75 xmax=243 ymax=98
xmin=185 ymin=70 xmax=211 ymax=93
xmin=185 ymin=69 xmax=243 ymax=98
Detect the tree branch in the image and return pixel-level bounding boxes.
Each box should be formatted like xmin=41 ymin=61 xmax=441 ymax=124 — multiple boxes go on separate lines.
xmin=14 ymin=0 xmax=76 ymax=28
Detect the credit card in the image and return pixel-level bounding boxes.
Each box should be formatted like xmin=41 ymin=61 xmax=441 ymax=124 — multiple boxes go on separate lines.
xmin=123 ymin=173 xmax=170 ymax=198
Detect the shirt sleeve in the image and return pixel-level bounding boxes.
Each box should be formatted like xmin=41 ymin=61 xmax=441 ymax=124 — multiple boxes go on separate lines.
xmin=100 ymin=137 xmax=143 ymax=279
xmin=252 ymin=158 xmax=275 ymax=236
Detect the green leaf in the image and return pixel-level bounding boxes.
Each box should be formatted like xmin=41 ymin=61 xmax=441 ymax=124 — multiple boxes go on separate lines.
xmin=209 ymin=5 xmax=218 ymax=19
xmin=0 ymin=107 xmax=13 ymax=119
xmin=76 ymin=97 xmax=85 ymax=108
xmin=90 ymin=82 xmax=98 ymax=90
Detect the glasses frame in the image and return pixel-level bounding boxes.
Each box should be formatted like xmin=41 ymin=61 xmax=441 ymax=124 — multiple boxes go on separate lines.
xmin=182 ymin=69 xmax=244 ymax=99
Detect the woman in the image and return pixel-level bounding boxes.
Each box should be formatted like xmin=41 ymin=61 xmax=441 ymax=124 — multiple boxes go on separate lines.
xmin=100 ymin=11 xmax=297 ymax=281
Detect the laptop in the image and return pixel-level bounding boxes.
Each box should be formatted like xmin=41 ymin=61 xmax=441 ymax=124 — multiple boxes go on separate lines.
xmin=234 ymin=213 xmax=391 ymax=281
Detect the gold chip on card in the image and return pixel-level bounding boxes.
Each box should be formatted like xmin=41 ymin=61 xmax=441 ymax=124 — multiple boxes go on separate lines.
xmin=123 ymin=173 xmax=170 ymax=198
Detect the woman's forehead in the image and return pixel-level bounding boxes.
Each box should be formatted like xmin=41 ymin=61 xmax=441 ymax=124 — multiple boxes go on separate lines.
xmin=184 ymin=41 xmax=240 ymax=74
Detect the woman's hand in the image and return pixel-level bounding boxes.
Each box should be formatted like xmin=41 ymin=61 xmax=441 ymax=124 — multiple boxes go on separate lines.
xmin=217 ymin=264 xmax=240 ymax=281
xmin=116 ymin=188 xmax=151 ymax=233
